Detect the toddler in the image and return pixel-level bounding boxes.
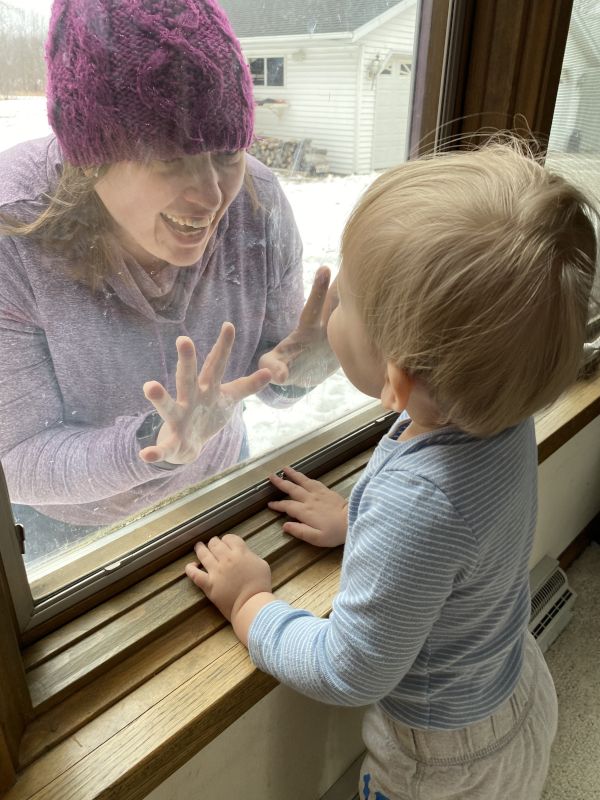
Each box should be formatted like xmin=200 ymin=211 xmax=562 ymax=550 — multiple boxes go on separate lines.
xmin=186 ymin=141 xmax=598 ymax=800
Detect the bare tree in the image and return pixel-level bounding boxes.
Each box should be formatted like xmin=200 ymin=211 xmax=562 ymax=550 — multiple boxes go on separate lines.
xmin=0 ymin=1 xmax=47 ymax=97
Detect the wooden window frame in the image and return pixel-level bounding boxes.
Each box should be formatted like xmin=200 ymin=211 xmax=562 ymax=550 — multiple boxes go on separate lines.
xmin=3 ymin=1 xmax=596 ymax=796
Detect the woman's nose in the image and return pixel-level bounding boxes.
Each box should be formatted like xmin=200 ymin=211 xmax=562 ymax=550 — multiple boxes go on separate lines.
xmin=181 ymin=158 xmax=222 ymax=210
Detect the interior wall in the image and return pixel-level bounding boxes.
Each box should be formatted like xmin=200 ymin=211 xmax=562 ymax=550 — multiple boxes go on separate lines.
xmin=145 ymin=683 xmax=365 ymax=800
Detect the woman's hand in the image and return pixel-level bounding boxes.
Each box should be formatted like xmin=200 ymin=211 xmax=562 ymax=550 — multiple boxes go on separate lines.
xmin=185 ymin=534 xmax=273 ymax=623
xmin=139 ymin=323 xmax=271 ymax=465
xmin=258 ymin=266 xmax=339 ymax=388
xmin=268 ymin=466 xmax=348 ymax=547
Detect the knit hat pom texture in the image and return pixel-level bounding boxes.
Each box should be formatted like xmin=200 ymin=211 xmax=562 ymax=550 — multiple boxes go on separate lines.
xmin=46 ymin=0 xmax=255 ymax=166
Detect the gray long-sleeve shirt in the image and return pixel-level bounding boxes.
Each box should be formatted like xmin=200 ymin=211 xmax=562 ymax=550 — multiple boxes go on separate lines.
xmin=0 ymin=137 xmax=304 ymax=525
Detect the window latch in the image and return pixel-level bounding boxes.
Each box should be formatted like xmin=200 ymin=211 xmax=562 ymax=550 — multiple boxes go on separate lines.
xmin=14 ymin=523 xmax=25 ymax=555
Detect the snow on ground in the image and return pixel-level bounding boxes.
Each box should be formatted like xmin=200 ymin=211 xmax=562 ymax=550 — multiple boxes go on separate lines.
xmin=0 ymin=96 xmax=52 ymax=150
xmin=0 ymin=96 xmax=379 ymax=459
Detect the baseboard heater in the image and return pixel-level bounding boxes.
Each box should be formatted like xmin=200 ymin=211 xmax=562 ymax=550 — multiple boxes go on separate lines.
xmin=528 ymin=554 xmax=576 ymax=653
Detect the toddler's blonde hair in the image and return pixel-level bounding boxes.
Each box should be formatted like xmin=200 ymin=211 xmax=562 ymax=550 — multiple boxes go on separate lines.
xmin=341 ymin=141 xmax=598 ymax=437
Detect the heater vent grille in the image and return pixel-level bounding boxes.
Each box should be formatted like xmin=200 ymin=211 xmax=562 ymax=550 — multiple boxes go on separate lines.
xmin=528 ymin=556 xmax=576 ymax=652
xmin=531 ymin=588 xmax=573 ymax=640
xmin=531 ymin=568 xmax=567 ymax=619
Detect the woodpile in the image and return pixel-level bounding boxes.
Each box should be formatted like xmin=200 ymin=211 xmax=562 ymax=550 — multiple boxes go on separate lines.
xmin=249 ymin=136 xmax=330 ymax=175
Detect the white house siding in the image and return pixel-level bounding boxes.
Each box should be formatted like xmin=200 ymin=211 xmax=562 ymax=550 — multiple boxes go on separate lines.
xmin=548 ymin=21 xmax=594 ymax=153
xmin=355 ymin=5 xmax=418 ymax=173
xmin=241 ymin=40 xmax=361 ymax=174
xmin=546 ymin=12 xmax=600 ymax=214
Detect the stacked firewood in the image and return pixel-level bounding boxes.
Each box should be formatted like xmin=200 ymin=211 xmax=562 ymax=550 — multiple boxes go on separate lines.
xmin=249 ymin=136 xmax=330 ymax=175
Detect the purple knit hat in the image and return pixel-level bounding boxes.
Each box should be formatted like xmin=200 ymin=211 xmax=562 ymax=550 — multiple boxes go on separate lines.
xmin=45 ymin=0 xmax=255 ymax=166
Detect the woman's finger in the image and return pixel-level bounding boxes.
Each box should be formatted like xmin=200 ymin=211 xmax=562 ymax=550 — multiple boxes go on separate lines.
xmin=138 ymin=444 xmax=168 ymax=463
xmin=143 ymin=381 xmax=179 ymax=420
xmin=220 ymin=368 xmax=272 ymax=403
xmin=198 ymin=322 xmax=235 ymax=392
xmin=175 ymin=336 xmax=198 ymax=404
xmin=297 ymin=266 xmax=331 ymax=328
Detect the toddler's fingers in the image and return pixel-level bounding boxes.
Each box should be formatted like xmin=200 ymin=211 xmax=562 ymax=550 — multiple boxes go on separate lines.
xmin=268 ymin=498 xmax=308 ymax=520
xmin=194 ymin=540 xmax=217 ymax=568
xmin=268 ymin=472 xmax=308 ymax=501
xmin=222 ymin=533 xmax=246 ymax=551
xmin=185 ymin=562 xmax=209 ymax=591
xmin=207 ymin=536 xmax=228 ymax=557
xmin=282 ymin=521 xmax=323 ymax=545
xmin=280 ymin=465 xmax=320 ymax=490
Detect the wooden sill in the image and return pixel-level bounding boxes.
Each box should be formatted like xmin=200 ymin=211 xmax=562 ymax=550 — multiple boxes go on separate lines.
xmin=5 ymin=372 xmax=600 ymax=800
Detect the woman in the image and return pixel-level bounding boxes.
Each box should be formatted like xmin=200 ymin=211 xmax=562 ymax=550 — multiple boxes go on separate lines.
xmin=0 ymin=0 xmax=335 ymax=560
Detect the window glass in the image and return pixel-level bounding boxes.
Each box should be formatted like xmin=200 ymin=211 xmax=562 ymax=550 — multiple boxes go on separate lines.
xmin=0 ymin=0 xmax=419 ymax=596
xmin=249 ymin=57 xmax=265 ymax=86
xmin=266 ymin=57 xmax=285 ymax=86
xmin=547 ymin=0 xmax=600 ymax=192
xmin=546 ymin=0 xmax=600 ymax=337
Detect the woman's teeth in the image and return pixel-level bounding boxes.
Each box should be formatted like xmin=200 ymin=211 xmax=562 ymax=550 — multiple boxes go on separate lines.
xmin=162 ymin=212 xmax=214 ymax=233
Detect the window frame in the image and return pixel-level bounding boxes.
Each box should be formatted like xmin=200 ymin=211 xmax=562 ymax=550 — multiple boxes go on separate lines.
xmin=0 ymin=0 xmax=586 ymax=793
xmin=2 ymin=404 xmax=394 ymax=637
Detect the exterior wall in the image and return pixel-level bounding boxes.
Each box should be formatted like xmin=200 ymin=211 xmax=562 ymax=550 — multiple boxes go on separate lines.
xmin=147 ymin=416 xmax=600 ymax=800
xmin=241 ymin=40 xmax=361 ymax=174
xmin=356 ymin=5 xmax=418 ymax=173
xmin=548 ymin=12 xmax=600 ymax=154
xmin=237 ymin=5 xmax=418 ymax=175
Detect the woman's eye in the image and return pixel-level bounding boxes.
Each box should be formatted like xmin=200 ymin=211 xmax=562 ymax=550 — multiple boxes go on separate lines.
xmin=213 ymin=151 xmax=242 ymax=164
xmin=155 ymin=158 xmax=184 ymax=171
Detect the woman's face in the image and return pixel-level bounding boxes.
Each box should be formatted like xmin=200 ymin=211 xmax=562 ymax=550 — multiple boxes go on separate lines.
xmin=94 ymin=151 xmax=246 ymax=269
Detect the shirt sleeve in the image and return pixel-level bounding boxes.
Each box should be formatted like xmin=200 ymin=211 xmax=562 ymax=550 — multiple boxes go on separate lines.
xmin=248 ymin=469 xmax=479 ymax=706
xmin=0 ymin=238 xmax=179 ymax=505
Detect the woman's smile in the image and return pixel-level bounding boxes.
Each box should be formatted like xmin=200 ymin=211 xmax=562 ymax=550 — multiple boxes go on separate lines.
xmin=159 ymin=211 xmax=216 ymax=246
xmin=95 ymin=152 xmax=246 ymax=269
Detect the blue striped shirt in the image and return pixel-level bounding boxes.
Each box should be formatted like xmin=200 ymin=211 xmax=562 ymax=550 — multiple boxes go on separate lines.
xmin=249 ymin=417 xmax=537 ymax=729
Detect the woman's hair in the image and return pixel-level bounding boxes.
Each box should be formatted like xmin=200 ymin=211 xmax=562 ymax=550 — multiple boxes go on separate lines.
xmin=0 ymin=160 xmax=260 ymax=291
xmin=341 ymin=139 xmax=598 ymax=437
xmin=0 ymin=164 xmax=118 ymax=291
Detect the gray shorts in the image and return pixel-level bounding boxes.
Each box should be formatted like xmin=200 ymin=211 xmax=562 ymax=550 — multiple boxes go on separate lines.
xmin=360 ymin=632 xmax=558 ymax=800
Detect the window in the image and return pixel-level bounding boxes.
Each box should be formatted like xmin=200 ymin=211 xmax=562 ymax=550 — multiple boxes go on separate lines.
xmin=0 ymin=0 xmax=420 ymax=629
xmin=545 ymin=0 xmax=600 ymax=349
xmin=1 ymin=1 xmax=592 ymax=795
xmin=249 ymin=56 xmax=285 ymax=86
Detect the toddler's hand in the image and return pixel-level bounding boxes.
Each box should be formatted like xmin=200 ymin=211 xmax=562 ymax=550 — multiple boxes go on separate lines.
xmin=268 ymin=466 xmax=348 ymax=547
xmin=185 ymin=534 xmax=272 ymax=621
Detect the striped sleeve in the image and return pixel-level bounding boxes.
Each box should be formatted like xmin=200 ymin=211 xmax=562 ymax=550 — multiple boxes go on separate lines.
xmin=248 ymin=471 xmax=479 ymax=706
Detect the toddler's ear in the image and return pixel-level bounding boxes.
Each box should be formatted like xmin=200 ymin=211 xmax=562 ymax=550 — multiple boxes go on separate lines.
xmin=381 ymin=362 xmax=414 ymax=413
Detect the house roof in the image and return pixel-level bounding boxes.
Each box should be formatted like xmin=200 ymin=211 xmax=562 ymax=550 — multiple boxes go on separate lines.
xmin=219 ymin=0 xmax=407 ymax=38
